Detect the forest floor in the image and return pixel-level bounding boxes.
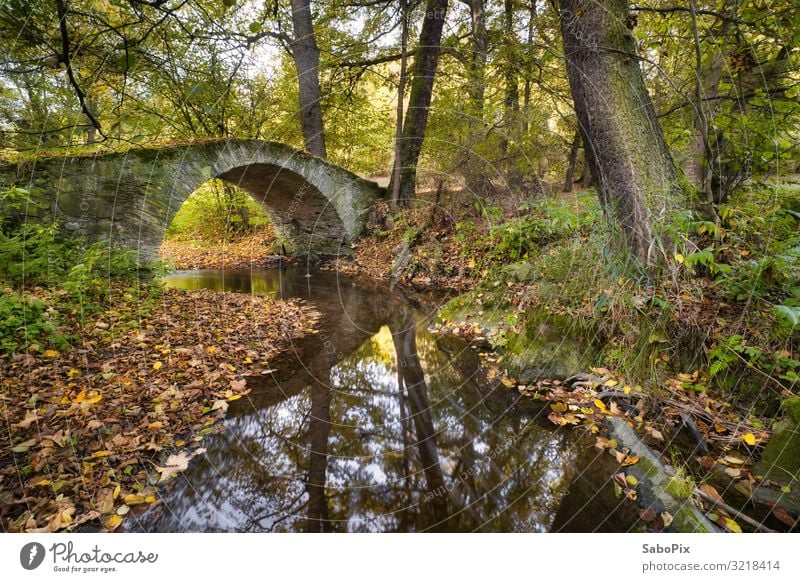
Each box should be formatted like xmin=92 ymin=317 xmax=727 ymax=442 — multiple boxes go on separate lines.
xmin=0 ymin=283 xmax=319 ymax=532
xmin=159 ymin=225 xmax=278 ymax=270
xmin=331 ymin=181 xmax=800 ymax=532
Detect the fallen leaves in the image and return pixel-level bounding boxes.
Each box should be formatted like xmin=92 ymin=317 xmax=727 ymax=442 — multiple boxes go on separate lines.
xmin=159 ymin=226 xmax=278 ymax=270
xmin=0 ymin=286 xmax=321 ymax=532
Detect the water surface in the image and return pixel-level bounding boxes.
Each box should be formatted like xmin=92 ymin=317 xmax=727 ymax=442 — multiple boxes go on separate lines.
xmin=127 ymin=267 xmax=642 ymax=532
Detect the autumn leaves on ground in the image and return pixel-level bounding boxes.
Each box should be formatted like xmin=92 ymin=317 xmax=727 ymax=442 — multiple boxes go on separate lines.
xmin=1 ymin=281 xmax=319 ymax=532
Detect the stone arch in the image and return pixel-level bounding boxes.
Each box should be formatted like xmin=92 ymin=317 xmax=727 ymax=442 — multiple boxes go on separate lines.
xmin=0 ymin=139 xmax=384 ymax=261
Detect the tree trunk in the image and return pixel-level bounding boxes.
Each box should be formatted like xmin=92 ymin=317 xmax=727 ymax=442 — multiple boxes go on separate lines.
xmin=391 ymin=0 xmax=410 ymax=209
xmin=500 ymin=0 xmax=519 ymax=154
xmin=466 ymin=0 xmax=488 ymax=116
xmin=558 ymin=0 xmax=682 ymax=266
xmin=522 ymin=0 xmax=537 ymax=135
xmin=581 ymin=148 xmax=593 ymax=189
xmin=290 ymin=0 xmax=327 ymax=158
xmin=387 ymin=0 xmax=449 ymax=206
xmin=684 ymin=11 xmax=729 ymax=206
xmin=563 ymin=131 xmax=580 ymax=192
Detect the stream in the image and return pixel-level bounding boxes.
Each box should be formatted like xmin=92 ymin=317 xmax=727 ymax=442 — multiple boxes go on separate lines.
xmin=127 ymin=266 xmax=643 ymax=532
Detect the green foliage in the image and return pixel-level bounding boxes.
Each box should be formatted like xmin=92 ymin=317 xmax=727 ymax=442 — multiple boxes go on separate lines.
xmin=709 ymin=333 xmax=799 ymax=391
xmin=486 ymin=193 xmax=600 ymax=263
xmin=166 ymin=180 xmax=269 ymax=243
xmin=0 ymin=222 xmax=82 ymax=287
xmin=61 ymin=242 xmax=138 ymax=306
xmin=0 ymin=292 xmax=66 ymax=354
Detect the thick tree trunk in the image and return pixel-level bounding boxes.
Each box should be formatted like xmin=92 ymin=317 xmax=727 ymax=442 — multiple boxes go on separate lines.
xmin=563 ymin=131 xmax=580 ymax=192
xmin=290 ymin=0 xmax=327 ymax=158
xmin=558 ymin=0 xmax=682 ymax=265
xmin=387 ymin=0 xmax=449 ymax=206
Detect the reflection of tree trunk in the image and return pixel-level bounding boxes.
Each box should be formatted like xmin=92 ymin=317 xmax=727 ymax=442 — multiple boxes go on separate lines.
xmin=304 ymin=383 xmax=332 ymax=532
xmin=390 ymin=314 xmax=449 ymax=529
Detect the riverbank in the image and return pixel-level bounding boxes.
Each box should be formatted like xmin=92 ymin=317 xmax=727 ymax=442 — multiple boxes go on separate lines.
xmin=0 ymin=283 xmax=319 ymax=532
xmin=331 ymin=184 xmax=800 ymax=531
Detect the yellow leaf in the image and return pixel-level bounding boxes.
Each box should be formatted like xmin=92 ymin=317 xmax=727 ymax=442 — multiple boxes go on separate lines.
xmin=44 ymin=349 xmax=60 ymax=358
xmin=67 ymin=368 xmax=81 ymax=377
xmin=207 ymin=346 xmax=217 ymax=354
xmin=467 ymin=258 xmax=476 ymax=269
xmin=742 ymin=433 xmax=757 ymax=446
xmin=500 ymin=377 xmax=515 ymax=388
xmin=152 ymin=361 xmax=163 ymax=370
xmin=104 ymin=514 xmax=123 ymax=531
xmin=622 ymin=456 xmax=640 ymax=467
xmin=243 ymin=357 xmax=252 ymax=364
xmin=674 ymin=253 xmax=684 ymax=264
xmin=625 ymin=474 xmax=638 ymax=487
xmin=91 ymin=450 xmax=112 ymax=458
xmin=604 ymin=379 xmax=619 ymax=387
xmin=226 ymin=394 xmax=242 ymax=401
xmin=594 ymin=399 xmax=608 ymax=413
xmin=550 ymin=402 xmax=568 ymax=413
xmin=722 ymin=517 xmax=742 ymax=533
xmin=145 ymin=495 xmax=156 ymax=503
xmin=124 ymin=494 xmax=145 ymax=505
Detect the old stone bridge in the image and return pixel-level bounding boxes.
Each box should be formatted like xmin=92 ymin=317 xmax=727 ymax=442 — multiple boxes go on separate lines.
xmin=0 ymin=139 xmax=384 ymax=260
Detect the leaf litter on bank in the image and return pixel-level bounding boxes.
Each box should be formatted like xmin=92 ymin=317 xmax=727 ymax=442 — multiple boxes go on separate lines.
xmin=0 ymin=286 xmax=320 ymax=532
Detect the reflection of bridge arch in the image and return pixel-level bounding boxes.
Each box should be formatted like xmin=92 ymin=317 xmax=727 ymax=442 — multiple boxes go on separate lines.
xmin=0 ymin=139 xmax=383 ymax=260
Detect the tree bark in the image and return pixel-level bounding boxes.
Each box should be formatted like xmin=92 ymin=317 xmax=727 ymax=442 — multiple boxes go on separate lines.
xmin=684 ymin=11 xmax=729 ymax=206
xmin=522 ymin=0 xmax=537 ymax=135
xmin=500 ymin=0 xmax=519 ymax=154
xmin=290 ymin=0 xmax=327 ymax=158
xmin=558 ymin=0 xmax=682 ymax=265
xmin=391 ymin=0 xmax=410 ymax=209
xmin=563 ymin=131 xmax=580 ymax=192
xmin=465 ymin=0 xmax=488 ymax=116
xmin=387 ymin=0 xmax=449 ymax=206
xmin=580 ymin=147 xmax=593 ymax=189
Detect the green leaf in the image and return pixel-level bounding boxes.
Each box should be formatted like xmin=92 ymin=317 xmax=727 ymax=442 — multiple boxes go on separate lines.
xmin=248 ymin=21 xmax=261 ymax=34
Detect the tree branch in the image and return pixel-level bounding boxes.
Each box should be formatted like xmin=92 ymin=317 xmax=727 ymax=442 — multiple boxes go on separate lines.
xmin=54 ymin=0 xmax=104 ymax=138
